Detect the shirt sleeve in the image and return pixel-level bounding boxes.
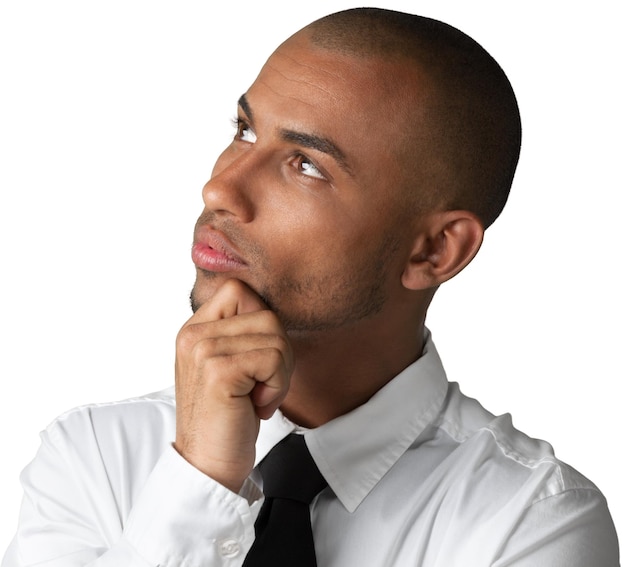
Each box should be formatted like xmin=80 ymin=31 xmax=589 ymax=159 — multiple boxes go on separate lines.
xmin=2 ymin=416 xmax=261 ymax=567
xmin=493 ymin=487 xmax=620 ymax=567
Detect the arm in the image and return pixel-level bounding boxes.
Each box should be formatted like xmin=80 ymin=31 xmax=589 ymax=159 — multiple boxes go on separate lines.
xmin=3 ymin=280 xmax=292 ymax=566
xmin=3 ymin=438 xmax=259 ymax=567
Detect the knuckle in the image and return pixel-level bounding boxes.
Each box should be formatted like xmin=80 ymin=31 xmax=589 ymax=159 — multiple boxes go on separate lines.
xmin=272 ymin=333 xmax=291 ymax=353
xmin=267 ymin=347 xmax=285 ymax=370
xmin=191 ymin=337 xmax=220 ymax=362
xmin=201 ymin=356 xmax=227 ymax=385
xmin=256 ymin=308 xmax=278 ymax=325
xmin=176 ymin=324 xmax=198 ymax=352
xmin=177 ymin=322 xmax=222 ymax=355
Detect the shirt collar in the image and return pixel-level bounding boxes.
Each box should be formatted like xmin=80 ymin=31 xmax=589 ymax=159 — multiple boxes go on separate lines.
xmin=255 ymin=330 xmax=449 ymax=513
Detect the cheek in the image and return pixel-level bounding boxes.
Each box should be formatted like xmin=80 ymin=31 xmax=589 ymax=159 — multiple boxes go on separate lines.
xmin=268 ymin=215 xmax=387 ymax=288
xmin=269 ymin=208 xmax=362 ymax=264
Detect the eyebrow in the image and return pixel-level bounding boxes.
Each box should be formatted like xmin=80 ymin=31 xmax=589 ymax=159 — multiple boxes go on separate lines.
xmin=237 ymin=93 xmax=353 ymax=176
xmin=238 ymin=94 xmax=254 ymax=123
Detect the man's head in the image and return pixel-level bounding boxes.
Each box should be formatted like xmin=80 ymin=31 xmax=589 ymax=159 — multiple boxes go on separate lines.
xmin=304 ymin=8 xmax=521 ymax=229
xmin=190 ymin=8 xmax=521 ymax=334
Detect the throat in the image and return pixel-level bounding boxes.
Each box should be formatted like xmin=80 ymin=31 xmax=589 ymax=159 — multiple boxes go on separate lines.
xmin=280 ymin=326 xmax=424 ymax=428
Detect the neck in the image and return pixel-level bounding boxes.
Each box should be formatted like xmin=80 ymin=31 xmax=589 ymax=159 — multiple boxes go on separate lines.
xmin=280 ymin=314 xmax=426 ymax=428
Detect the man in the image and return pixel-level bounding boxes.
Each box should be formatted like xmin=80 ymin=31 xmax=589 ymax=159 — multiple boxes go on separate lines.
xmin=2 ymin=7 xmax=619 ymax=567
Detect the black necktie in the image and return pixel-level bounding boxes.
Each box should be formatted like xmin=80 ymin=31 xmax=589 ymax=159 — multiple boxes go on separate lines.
xmin=243 ymin=433 xmax=328 ymax=566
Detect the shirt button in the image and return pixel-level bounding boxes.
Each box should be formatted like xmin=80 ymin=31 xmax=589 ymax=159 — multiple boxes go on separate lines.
xmin=218 ymin=538 xmax=241 ymax=558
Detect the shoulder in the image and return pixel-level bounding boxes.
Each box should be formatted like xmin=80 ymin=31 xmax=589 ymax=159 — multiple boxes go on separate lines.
xmin=46 ymin=387 xmax=175 ymax=435
xmin=416 ymin=383 xmax=619 ymax=564
xmin=41 ymin=387 xmax=176 ymax=468
xmin=435 ymin=382 xmax=603 ymax=502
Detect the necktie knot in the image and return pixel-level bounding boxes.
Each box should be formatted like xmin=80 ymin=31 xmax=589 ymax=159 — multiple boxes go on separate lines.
xmin=243 ymin=433 xmax=327 ymax=566
xmin=259 ymin=433 xmax=327 ymax=503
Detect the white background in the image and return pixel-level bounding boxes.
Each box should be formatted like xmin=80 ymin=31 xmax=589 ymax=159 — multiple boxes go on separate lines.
xmin=1 ymin=0 xmax=624 ymax=554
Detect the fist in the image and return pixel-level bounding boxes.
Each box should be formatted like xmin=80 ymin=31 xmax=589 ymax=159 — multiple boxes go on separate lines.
xmin=174 ymin=279 xmax=293 ymax=492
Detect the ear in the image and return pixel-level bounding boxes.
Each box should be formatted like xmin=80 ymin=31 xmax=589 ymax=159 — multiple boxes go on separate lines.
xmin=402 ymin=210 xmax=484 ymax=290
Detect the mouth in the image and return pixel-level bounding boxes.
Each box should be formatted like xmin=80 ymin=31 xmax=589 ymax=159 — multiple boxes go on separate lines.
xmin=191 ymin=226 xmax=248 ymax=273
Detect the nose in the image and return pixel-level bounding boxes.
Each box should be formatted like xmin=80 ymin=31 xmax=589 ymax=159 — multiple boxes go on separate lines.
xmin=201 ymin=148 xmax=256 ymax=223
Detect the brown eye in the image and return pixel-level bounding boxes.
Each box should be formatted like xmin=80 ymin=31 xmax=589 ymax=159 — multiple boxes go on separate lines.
xmin=295 ymin=155 xmax=326 ymax=180
xmin=233 ymin=118 xmax=257 ymax=143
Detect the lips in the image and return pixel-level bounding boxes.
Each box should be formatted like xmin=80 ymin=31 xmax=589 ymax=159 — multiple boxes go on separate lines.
xmin=191 ymin=226 xmax=247 ymax=273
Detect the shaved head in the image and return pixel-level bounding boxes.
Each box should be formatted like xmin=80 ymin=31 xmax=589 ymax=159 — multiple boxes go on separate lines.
xmin=295 ymin=8 xmax=521 ymax=228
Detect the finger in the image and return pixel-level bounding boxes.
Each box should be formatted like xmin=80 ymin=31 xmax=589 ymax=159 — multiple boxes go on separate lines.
xmin=188 ymin=332 xmax=293 ymax=372
xmin=250 ymin=380 xmax=286 ymax=419
xmin=205 ymin=348 xmax=291 ymax=404
xmin=177 ymin=312 xmax=293 ymax=366
xmin=182 ymin=309 xmax=283 ymax=340
xmin=203 ymin=279 xmax=268 ymax=320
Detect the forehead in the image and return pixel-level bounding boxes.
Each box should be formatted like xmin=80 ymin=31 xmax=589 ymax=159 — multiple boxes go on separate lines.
xmin=258 ymin=41 xmax=376 ymax=106
xmin=246 ymin=36 xmax=431 ymax=142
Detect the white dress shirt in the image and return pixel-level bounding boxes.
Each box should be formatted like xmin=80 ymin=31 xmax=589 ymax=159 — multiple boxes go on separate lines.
xmin=2 ymin=333 xmax=619 ymax=566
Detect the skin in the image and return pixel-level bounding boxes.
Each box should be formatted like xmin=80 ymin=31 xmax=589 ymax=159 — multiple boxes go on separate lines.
xmin=174 ymin=32 xmax=484 ymax=493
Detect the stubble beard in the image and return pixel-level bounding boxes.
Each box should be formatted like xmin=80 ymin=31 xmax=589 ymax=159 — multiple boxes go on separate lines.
xmin=189 ymin=233 xmax=400 ymax=335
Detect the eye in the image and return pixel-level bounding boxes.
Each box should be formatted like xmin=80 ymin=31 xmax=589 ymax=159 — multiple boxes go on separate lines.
xmin=232 ymin=117 xmax=257 ymax=144
xmin=294 ymin=154 xmax=326 ymax=180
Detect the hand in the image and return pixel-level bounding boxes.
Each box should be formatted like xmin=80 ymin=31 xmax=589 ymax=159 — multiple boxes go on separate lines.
xmin=174 ymin=279 xmax=293 ymax=493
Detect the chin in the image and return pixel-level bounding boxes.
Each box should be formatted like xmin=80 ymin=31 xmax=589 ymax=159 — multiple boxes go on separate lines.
xmin=189 ymin=271 xmax=219 ymax=313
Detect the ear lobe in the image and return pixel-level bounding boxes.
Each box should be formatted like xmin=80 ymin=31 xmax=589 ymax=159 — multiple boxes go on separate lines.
xmin=402 ymin=211 xmax=484 ymax=290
